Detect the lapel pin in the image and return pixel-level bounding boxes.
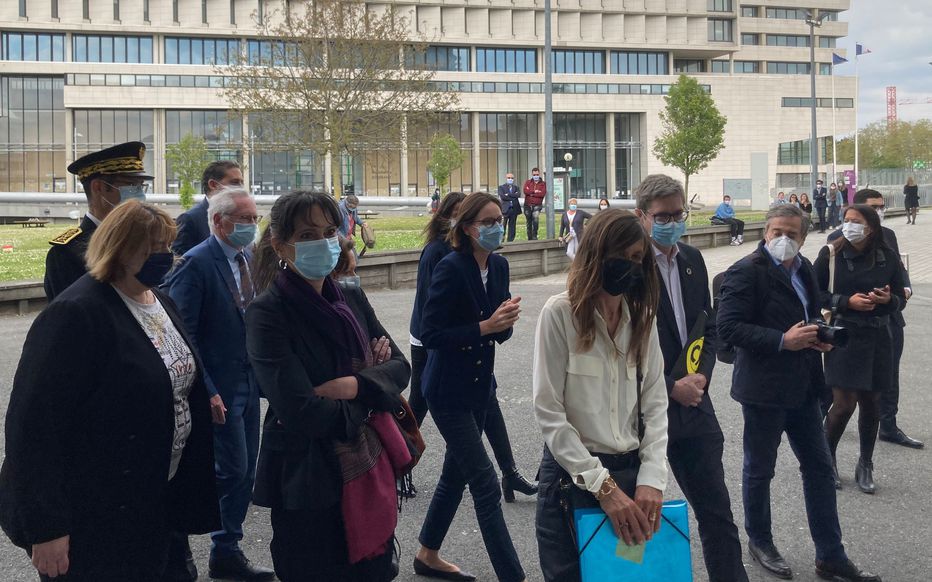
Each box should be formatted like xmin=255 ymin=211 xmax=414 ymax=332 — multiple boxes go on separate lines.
xmin=686 ymin=267 xmax=693 ymax=276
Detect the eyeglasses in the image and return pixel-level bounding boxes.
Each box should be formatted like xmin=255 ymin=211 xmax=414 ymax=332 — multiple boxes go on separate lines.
xmin=475 ymin=215 xmax=504 ymax=228
xmin=224 ymin=214 xmax=262 ymax=224
xmin=648 ymin=210 xmax=689 ymax=225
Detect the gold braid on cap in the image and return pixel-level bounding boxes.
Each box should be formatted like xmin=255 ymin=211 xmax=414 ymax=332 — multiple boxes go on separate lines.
xmin=77 ymin=156 xmax=145 ymax=180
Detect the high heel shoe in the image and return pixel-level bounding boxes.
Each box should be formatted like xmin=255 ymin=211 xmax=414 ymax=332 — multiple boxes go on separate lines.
xmin=501 ymin=470 xmax=539 ymax=503
xmin=855 ymin=458 xmax=876 ymax=494
xmin=831 ymin=455 xmax=842 ymax=490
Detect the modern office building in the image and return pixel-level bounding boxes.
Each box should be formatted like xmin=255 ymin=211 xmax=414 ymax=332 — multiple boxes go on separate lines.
xmin=0 ymin=0 xmax=855 ymax=203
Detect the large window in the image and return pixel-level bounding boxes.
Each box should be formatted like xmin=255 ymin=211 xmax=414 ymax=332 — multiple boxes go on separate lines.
xmin=2 ymin=33 xmax=65 ymax=61
xmin=73 ymin=110 xmax=155 ymax=192
xmin=408 ymin=114 xmax=473 ymax=195
xmin=478 ymin=113 xmax=539 ymax=193
xmin=674 ymin=59 xmax=706 ymax=73
xmin=778 ymin=137 xmax=832 ymax=165
xmin=766 ymin=61 xmax=810 ymax=75
xmin=711 ymin=60 xmax=730 ymax=73
xmin=819 ymin=63 xmax=832 ymax=75
xmin=821 ymin=10 xmax=839 ymax=21
xmin=734 ymin=60 xmax=760 ymax=73
xmin=610 ymin=51 xmax=668 ymax=75
xmin=247 ymin=112 xmax=325 ymax=194
xmin=615 ymin=113 xmax=642 ymax=197
xmin=554 ymin=113 xmax=607 ymax=199
xmin=819 ymin=37 xmax=837 ymax=48
xmin=767 ymin=35 xmax=810 ymax=47
xmin=476 ymin=48 xmax=537 ymax=73
xmin=782 ymin=97 xmax=854 ymax=108
xmin=766 ymin=7 xmax=808 ymax=20
xmin=741 ymin=33 xmax=760 ymax=45
xmin=407 ymin=46 xmax=470 ymax=72
xmin=708 ymin=19 xmax=734 ymax=42
xmin=741 ymin=6 xmax=758 ymax=17
xmin=166 ymin=110 xmax=243 ymax=193
xmin=552 ymin=50 xmax=605 ymax=74
xmin=0 ymin=76 xmax=67 ymax=193
xmin=708 ymin=0 xmax=732 ymax=12
xmin=73 ymin=35 xmax=153 ymax=63
xmin=165 ymin=37 xmax=241 ymax=65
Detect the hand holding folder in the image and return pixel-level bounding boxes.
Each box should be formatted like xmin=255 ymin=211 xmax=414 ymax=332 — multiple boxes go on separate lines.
xmin=670 ymin=311 xmax=708 ymax=382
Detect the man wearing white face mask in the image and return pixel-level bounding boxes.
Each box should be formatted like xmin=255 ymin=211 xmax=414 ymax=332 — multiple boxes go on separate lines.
xmin=165 ymin=187 xmax=276 ymax=582
xmin=45 ymin=141 xmax=152 ymax=300
xmin=718 ymin=205 xmax=882 ymax=582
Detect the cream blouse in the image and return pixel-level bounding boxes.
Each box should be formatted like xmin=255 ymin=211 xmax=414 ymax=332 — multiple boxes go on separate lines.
xmin=533 ymin=291 xmax=669 ymax=494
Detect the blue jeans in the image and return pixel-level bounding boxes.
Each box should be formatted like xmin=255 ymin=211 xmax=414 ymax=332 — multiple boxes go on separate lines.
xmin=210 ymin=387 xmax=261 ymax=557
xmin=741 ymin=400 xmax=847 ymax=563
xmin=419 ymin=395 xmax=525 ymax=582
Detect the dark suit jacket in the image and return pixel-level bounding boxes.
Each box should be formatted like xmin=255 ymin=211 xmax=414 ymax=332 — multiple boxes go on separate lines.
xmin=718 ymin=242 xmax=826 ymax=409
xmin=246 ymin=282 xmax=410 ymax=511
xmin=44 ymin=215 xmax=97 ymax=301
xmin=0 ymin=275 xmax=218 ymax=578
xmin=165 ymin=236 xmax=254 ymax=401
xmin=655 ymin=243 xmax=720 ymax=441
xmin=497 ymin=183 xmax=522 ymax=217
xmin=172 ymin=198 xmax=210 ymax=257
xmin=420 ymin=249 xmax=512 ymax=410
xmin=559 ymin=210 xmax=592 ymax=240
xmin=409 ymin=237 xmax=453 ymax=341
xmin=813 ymin=186 xmax=828 ymax=208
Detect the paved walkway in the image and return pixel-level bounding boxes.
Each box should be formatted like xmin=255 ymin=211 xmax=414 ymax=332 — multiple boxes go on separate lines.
xmin=0 ymin=219 xmax=929 ymax=581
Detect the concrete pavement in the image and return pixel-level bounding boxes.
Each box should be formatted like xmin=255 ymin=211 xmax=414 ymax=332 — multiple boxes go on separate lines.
xmin=0 ymin=218 xmax=929 ymax=581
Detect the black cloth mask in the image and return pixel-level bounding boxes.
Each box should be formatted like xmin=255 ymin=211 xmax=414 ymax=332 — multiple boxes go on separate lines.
xmin=135 ymin=252 xmax=174 ymax=288
xmin=602 ymin=258 xmax=644 ymax=297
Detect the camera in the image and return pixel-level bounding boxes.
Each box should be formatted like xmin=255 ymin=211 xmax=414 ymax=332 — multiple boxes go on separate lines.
xmin=808 ymin=319 xmax=849 ymax=348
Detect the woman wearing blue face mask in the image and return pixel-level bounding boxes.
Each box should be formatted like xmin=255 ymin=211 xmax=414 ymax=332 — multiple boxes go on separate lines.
xmin=558 ymin=198 xmax=592 ymax=260
xmin=247 ymin=191 xmax=412 ymax=581
xmin=0 ymin=201 xmax=220 ymax=581
xmin=415 ymin=192 xmax=528 ymax=582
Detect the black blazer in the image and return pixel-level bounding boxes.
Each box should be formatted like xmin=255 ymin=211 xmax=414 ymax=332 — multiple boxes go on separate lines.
xmin=409 ymin=237 xmax=453 ymax=341
xmin=43 ymin=215 xmax=97 ymax=301
xmin=655 ymin=243 xmax=719 ymax=440
xmin=498 ymin=183 xmax=522 ymax=217
xmin=813 ymin=186 xmax=828 ymax=208
xmin=246 ymin=281 xmax=410 ymax=511
xmin=420 ymin=249 xmax=512 ymax=410
xmin=172 ymin=198 xmax=211 ymax=257
xmin=0 ymin=274 xmax=219 ymax=578
xmin=718 ymin=242 xmax=826 ymax=409
xmin=559 ymin=210 xmax=592 ymax=240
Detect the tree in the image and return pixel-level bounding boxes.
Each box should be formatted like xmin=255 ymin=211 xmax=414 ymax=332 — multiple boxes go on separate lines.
xmin=652 ymin=74 xmax=727 ymax=197
xmin=426 ymin=133 xmax=466 ymax=194
xmin=222 ymin=0 xmax=459 ymax=199
xmin=836 ymin=119 xmax=932 ymax=169
xmin=165 ymin=134 xmax=211 ymax=210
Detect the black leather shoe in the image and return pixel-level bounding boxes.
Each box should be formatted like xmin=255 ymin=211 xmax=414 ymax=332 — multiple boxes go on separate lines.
xmin=163 ymin=533 xmax=197 ymax=581
xmin=831 ymin=456 xmax=842 ymax=490
xmin=855 ymin=459 xmax=876 ymax=494
xmin=208 ymin=552 xmax=276 ymax=581
xmin=749 ymin=541 xmax=793 ymax=579
xmin=815 ymin=558 xmax=881 ymax=581
xmin=501 ymin=470 xmax=539 ymax=503
xmin=879 ymin=427 xmax=924 ymax=449
xmin=413 ymin=557 xmax=477 ymax=581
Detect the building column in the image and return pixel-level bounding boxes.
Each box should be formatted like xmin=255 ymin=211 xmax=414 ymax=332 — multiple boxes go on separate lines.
xmin=154 ymin=109 xmax=167 ymax=194
xmin=65 ymin=109 xmax=75 ymax=193
xmin=471 ymin=112 xmax=480 ymax=192
xmin=400 ymin=115 xmax=409 ymax=196
xmin=606 ymin=112 xmax=616 ymax=198
xmin=242 ymin=113 xmax=253 ymax=192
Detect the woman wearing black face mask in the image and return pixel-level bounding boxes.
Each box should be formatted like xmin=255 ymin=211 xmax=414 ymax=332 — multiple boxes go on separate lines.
xmin=0 ymin=200 xmax=220 ymax=581
xmin=533 ymin=209 xmax=669 ymax=581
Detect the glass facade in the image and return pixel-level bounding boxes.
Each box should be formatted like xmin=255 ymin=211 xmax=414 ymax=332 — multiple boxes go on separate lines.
xmin=708 ymin=19 xmax=734 ymax=42
xmin=408 ymin=114 xmax=472 ymax=195
xmin=708 ymin=0 xmax=733 ymax=12
xmin=1 ymin=33 xmax=65 ymax=62
xmin=777 ymin=136 xmax=832 ymax=165
xmin=407 ymin=46 xmax=470 ymax=72
xmin=734 ymin=60 xmax=760 ymax=73
xmin=766 ymin=61 xmax=810 ymax=75
xmin=72 ymin=109 xmax=154 ymax=191
xmin=819 ymin=37 xmax=837 ymax=48
xmin=767 ymin=35 xmax=810 ymax=47
xmin=165 ymin=37 xmax=241 ymax=65
xmin=614 ymin=113 xmax=642 ymax=198
xmin=478 ymin=113 xmax=539 ymax=193
xmin=552 ymin=50 xmax=606 ymax=74
xmin=248 ymin=112 xmax=325 ymax=194
xmin=782 ymin=97 xmax=854 ymax=108
xmin=766 ymin=8 xmax=808 ymax=20
xmin=165 ymin=110 xmax=243 ymax=193
xmin=711 ymin=60 xmax=730 ymax=73
xmin=0 ymin=76 xmax=66 ymax=193
xmin=741 ymin=33 xmax=760 ymax=45
xmin=609 ymin=51 xmax=669 ymax=75
xmin=554 ymin=113 xmax=607 ymax=199
xmin=674 ymin=59 xmax=706 ymax=73
xmin=476 ymin=48 xmax=537 ymax=73
xmin=741 ymin=6 xmax=758 ymax=17
xmin=73 ymin=35 xmax=154 ymax=63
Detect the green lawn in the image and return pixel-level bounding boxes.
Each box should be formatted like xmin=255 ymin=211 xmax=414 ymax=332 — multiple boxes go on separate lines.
xmin=0 ymin=210 xmax=763 ymax=283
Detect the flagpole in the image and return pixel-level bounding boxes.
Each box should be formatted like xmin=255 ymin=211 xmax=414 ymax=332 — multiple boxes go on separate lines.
xmin=854 ymin=48 xmax=859 ymax=185
xmin=832 ymin=62 xmax=837 ymax=183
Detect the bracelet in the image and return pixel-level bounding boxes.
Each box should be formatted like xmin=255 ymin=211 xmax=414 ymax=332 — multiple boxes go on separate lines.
xmin=594 ymin=475 xmax=617 ymax=502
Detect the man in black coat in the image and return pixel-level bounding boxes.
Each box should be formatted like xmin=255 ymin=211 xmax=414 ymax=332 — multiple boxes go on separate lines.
xmin=813 ymin=179 xmax=829 ymax=233
xmin=718 ymin=204 xmax=880 ymax=582
xmin=636 ymin=175 xmax=748 ymax=582
xmin=497 ymin=172 xmax=521 ymax=242
xmin=172 ymin=160 xmax=244 ymax=257
xmin=827 ymin=190 xmax=922 ymax=448
xmin=44 ymin=141 xmax=152 ymax=300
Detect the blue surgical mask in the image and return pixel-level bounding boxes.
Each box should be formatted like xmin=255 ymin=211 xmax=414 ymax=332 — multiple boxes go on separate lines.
xmin=651 ymin=220 xmax=687 ymax=247
xmin=569 ymin=204 xmax=577 ymax=211
xmin=506 ymin=178 xmax=514 ymax=185
xmin=291 ymin=237 xmax=340 ymax=280
xmin=102 ymin=181 xmax=147 ymax=206
xmin=532 ymin=175 xmax=541 ymax=182
xmin=336 ymin=275 xmax=361 ymax=290
xmin=227 ymin=222 xmax=257 ymax=248
xmin=476 ymin=224 xmax=504 ymax=252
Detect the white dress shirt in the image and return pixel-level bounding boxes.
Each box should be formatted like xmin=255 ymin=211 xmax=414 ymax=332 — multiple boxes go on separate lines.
xmin=533 ymin=291 xmax=669 ymax=494
xmin=653 ymin=243 xmax=688 ymax=346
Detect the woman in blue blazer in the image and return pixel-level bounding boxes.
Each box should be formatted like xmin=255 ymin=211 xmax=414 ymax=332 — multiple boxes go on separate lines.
xmin=414 ymin=192 xmax=527 ymax=582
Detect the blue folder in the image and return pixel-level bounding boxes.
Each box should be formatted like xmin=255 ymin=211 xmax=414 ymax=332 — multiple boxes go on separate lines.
xmin=575 ymin=500 xmax=692 ymax=582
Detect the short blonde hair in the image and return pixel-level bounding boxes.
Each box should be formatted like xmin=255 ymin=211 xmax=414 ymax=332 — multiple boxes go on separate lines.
xmin=86 ymin=200 xmax=177 ymax=283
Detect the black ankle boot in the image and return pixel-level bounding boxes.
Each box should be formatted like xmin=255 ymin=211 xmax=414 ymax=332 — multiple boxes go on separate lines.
xmin=855 ymin=458 xmax=875 ymax=494
xmin=501 ymin=470 xmax=538 ymax=502
xmin=831 ymin=455 xmax=842 ymax=490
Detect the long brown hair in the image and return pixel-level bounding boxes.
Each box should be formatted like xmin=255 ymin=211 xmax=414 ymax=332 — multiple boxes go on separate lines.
xmin=448 ymin=192 xmax=501 ymax=251
xmin=567 ymin=209 xmax=659 ymax=364
xmin=831 ymin=204 xmax=887 ymax=263
xmin=422 ymin=191 xmax=466 ymax=243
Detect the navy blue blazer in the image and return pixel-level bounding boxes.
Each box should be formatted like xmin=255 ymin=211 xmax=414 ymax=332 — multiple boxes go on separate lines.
xmin=420 ymin=249 xmax=512 ymax=410
xmin=718 ymin=242 xmax=826 ymax=409
xmin=409 ymin=237 xmax=453 ymax=341
xmin=165 ymin=236 xmax=254 ymax=402
xmin=172 ymin=198 xmax=211 ymax=257
xmin=497 ymin=183 xmax=521 ymax=217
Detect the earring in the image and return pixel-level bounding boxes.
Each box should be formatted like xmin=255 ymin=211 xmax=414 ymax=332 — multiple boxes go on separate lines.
xmin=278 ymin=258 xmax=287 ymax=270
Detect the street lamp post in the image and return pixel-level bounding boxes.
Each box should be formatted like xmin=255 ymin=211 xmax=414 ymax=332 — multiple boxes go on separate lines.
xmin=806 ymin=12 xmax=825 ymax=197
xmin=544 ymin=0 xmax=555 ymax=239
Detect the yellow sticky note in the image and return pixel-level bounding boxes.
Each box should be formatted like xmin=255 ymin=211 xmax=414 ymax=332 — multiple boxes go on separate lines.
xmin=615 ymin=539 xmax=646 ymax=564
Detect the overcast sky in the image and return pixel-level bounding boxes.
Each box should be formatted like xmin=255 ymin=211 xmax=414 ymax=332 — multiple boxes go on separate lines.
xmin=840 ymin=0 xmax=932 ymax=128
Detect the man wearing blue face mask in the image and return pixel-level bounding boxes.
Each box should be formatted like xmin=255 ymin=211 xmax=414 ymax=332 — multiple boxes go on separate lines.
xmin=498 ymin=172 xmax=522 ymax=242
xmin=165 ymin=187 xmax=275 ymax=582
xmin=45 ymin=141 xmax=152 ymax=301
xmin=635 ymin=175 xmax=749 ymax=582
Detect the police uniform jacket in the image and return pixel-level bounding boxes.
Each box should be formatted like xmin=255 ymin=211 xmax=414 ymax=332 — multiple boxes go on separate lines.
xmin=0 ymin=274 xmax=219 ymax=581
xmin=43 ymin=215 xmax=96 ymax=301
xmin=420 ymin=249 xmax=513 ymax=410
xmin=717 ymin=242 xmax=826 ymax=409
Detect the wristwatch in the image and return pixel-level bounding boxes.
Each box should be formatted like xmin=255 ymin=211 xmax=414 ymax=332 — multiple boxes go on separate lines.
xmin=595 ymin=475 xmax=617 ymax=501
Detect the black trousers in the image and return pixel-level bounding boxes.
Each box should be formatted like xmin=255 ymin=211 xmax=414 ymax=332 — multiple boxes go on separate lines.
xmin=504 ymin=213 xmax=518 ymax=242
xmin=722 ymin=218 xmax=745 ymax=238
xmin=408 ymin=344 xmax=429 ymax=426
xmin=880 ymin=322 xmax=905 ymax=431
xmin=668 ymin=431 xmax=749 ymax=582
xmin=816 ymin=205 xmax=828 ymax=231
xmin=524 ymin=204 xmax=542 ymax=240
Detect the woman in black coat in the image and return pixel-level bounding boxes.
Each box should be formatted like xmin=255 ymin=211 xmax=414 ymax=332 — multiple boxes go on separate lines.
xmin=0 ymin=201 xmax=219 ymax=581
xmin=815 ymin=204 xmax=907 ymax=494
xmin=247 ymin=191 xmax=411 ymax=582
xmin=904 ymin=176 xmax=919 ymax=224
